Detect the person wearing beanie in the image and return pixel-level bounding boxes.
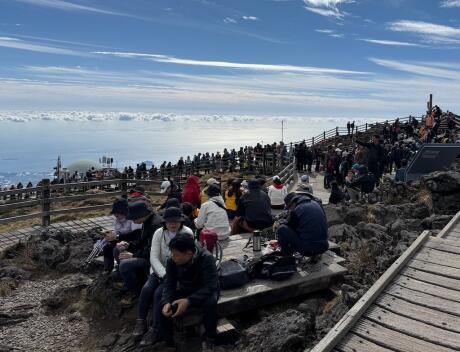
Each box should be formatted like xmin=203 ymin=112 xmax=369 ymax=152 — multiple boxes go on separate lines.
xmin=268 ymin=175 xmax=288 ymax=209
xmin=231 ymin=179 xmax=273 ymax=235
xmin=195 ymin=184 xmax=230 ymax=240
xmin=133 ymin=207 xmax=193 ymax=345
xmin=102 ymin=198 xmax=143 ymax=273
xmin=118 ymin=200 xmax=163 ymax=300
xmin=276 ymin=192 xmax=328 ymax=257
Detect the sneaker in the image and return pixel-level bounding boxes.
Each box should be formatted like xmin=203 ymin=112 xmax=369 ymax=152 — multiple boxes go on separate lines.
xmin=132 ymin=319 xmax=146 ymax=338
xmin=139 ymin=327 xmax=161 ymax=346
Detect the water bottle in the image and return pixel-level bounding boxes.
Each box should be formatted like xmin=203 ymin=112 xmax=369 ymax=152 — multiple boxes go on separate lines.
xmin=253 ymin=230 xmax=261 ymax=252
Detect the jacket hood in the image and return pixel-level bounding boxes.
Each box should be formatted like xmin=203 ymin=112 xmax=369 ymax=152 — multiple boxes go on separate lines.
xmin=248 ymin=179 xmax=261 ymax=190
xmin=209 ymin=195 xmax=225 ymax=206
xmin=185 ymin=175 xmax=200 ymax=188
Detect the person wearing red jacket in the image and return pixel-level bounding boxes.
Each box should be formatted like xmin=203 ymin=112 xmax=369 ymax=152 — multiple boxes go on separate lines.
xmin=181 ymin=175 xmax=201 ymax=208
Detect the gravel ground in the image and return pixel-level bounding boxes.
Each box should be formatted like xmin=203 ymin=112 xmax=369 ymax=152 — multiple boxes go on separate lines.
xmin=0 ymin=277 xmax=89 ymax=352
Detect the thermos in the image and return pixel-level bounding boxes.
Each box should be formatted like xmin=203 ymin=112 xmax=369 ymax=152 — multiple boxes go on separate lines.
xmin=253 ymin=230 xmax=261 ymax=252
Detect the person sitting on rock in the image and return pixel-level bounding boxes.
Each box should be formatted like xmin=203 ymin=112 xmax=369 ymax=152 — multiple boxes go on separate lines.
xmin=103 ymin=198 xmax=143 ymax=273
xmin=155 ymin=234 xmax=218 ymax=350
xmin=268 ymin=175 xmax=288 ymax=209
xmin=276 ymin=192 xmax=329 ymax=258
xmin=159 ymin=180 xmax=182 ymax=209
xmin=329 ymin=181 xmax=345 ymax=205
xmin=118 ymin=200 xmax=163 ymax=300
xmin=133 ymin=207 xmax=194 ymax=346
xmin=231 ymin=179 xmax=274 ymax=235
xmin=195 ymin=184 xmax=231 ymax=240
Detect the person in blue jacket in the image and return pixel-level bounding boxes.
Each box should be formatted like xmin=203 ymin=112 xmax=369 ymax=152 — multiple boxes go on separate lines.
xmin=276 ymin=192 xmax=329 ymax=257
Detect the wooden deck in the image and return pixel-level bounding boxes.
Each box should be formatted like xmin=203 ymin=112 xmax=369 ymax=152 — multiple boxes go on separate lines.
xmin=311 ymin=211 xmax=460 ymax=352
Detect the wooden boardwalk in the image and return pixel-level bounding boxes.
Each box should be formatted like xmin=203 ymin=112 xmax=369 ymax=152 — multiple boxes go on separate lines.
xmin=311 ymin=211 xmax=460 ymax=352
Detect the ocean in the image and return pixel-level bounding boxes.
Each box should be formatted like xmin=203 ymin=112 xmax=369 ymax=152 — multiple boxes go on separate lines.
xmin=0 ymin=111 xmax=378 ymax=187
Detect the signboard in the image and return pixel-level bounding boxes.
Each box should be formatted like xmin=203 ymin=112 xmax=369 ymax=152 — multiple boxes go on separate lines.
xmin=404 ymin=144 xmax=460 ymax=181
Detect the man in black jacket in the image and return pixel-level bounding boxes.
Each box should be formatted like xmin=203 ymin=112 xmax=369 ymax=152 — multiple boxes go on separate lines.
xmin=153 ymin=234 xmax=218 ymax=348
xmin=231 ymin=179 xmax=273 ymax=235
xmin=119 ymin=200 xmax=163 ymax=296
xmin=356 ymin=135 xmax=384 ymax=184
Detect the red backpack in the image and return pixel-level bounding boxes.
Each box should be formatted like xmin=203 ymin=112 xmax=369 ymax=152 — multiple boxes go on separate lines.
xmin=199 ymin=229 xmax=218 ymax=252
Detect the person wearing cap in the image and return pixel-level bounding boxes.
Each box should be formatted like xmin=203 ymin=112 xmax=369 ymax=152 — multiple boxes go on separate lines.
xmin=195 ymin=184 xmax=231 ymax=240
xmin=277 ymin=193 xmax=328 ymax=257
xmin=200 ymin=178 xmax=220 ymax=205
xmin=181 ymin=175 xmax=201 ymax=209
xmin=118 ymin=200 xmax=163 ymax=299
xmin=231 ymin=179 xmax=273 ymax=235
xmin=159 ymin=180 xmax=182 ymax=209
xmin=133 ymin=207 xmax=193 ymax=345
xmin=102 ymin=198 xmax=143 ymax=273
xmin=297 ymin=175 xmax=313 ymax=194
xmin=268 ymin=176 xmax=288 ymax=209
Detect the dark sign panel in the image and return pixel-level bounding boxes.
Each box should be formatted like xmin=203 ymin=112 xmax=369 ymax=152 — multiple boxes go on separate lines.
xmin=404 ymin=144 xmax=460 ymax=181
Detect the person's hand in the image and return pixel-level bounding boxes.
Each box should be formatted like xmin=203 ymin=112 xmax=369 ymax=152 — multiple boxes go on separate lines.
xmin=116 ymin=241 xmax=129 ymax=250
xmin=172 ymin=298 xmax=189 ymax=318
xmin=119 ymin=251 xmax=133 ymax=260
xmin=104 ymin=231 xmax=117 ymax=242
xmin=162 ymin=303 xmax=173 ymax=317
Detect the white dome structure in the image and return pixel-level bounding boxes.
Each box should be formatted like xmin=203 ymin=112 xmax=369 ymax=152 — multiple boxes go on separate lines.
xmin=66 ymin=160 xmax=102 ymax=174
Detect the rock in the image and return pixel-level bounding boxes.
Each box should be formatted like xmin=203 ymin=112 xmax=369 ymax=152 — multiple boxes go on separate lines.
xmin=0 ymin=265 xmax=32 ymax=280
xmin=422 ymin=171 xmax=460 ymax=194
xmin=421 ymin=214 xmax=453 ymax=230
xmin=389 ymin=219 xmax=423 ymax=237
xmin=342 ymin=206 xmax=367 ymax=226
xmin=239 ymin=309 xmax=314 ymax=352
xmin=327 ymin=224 xmax=358 ymax=242
xmin=324 ymin=205 xmax=344 ymax=226
xmin=297 ymin=298 xmax=324 ymax=315
xmin=355 ymin=222 xmax=388 ymax=240
xmin=32 ymin=238 xmax=68 ymax=268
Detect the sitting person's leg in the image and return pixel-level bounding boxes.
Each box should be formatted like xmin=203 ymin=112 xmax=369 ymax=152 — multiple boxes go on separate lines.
xmin=201 ymin=293 xmax=218 ymax=342
xmin=154 ymin=285 xmax=174 ymax=344
xmin=277 ymin=224 xmax=303 ymax=255
xmin=102 ymin=241 xmax=116 ymax=272
xmin=138 ymin=274 xmax=160 ymax=319
xmin=119 ymin=258 xmax=149 ymax=296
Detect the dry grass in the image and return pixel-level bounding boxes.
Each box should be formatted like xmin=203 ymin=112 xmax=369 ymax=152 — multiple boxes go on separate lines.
xmin=347 ymin=242 xmax=376 ymax=275
xmin=418 ymin=189 xmax=434 ymax=213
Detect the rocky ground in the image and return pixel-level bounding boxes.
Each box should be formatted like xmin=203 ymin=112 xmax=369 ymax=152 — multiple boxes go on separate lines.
xmin=1 ymin=163 xmax=459 ymax=351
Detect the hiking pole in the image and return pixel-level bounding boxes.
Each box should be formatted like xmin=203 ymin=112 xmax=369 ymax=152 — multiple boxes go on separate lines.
xmin=84 ymin=239 xmax=108 ymax=266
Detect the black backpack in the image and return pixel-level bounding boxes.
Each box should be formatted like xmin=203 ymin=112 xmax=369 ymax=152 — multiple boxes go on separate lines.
xmin=218 ymin=259 xmax=249 ymax=290
xmin=246 ymin=252 xmax=297 ymax=281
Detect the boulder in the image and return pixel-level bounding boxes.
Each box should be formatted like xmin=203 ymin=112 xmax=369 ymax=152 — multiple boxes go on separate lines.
xmin=421 ymin=214 xmax=453 ymax=230
xmin=324 ymin=205 xmax=344 ymax=226
xmin=328 ymin=224 xmax=358 ymax=242
xmin=355 ymin=222 xmax=388 ymax=240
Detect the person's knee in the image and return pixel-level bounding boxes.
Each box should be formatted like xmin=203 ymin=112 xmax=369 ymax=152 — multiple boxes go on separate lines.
xmin=277 ymin=224 xmax=290 ymax=238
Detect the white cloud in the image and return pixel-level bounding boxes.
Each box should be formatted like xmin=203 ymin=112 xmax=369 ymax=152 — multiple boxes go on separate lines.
xmin=223 ymin=17 xmax=237 ymax=24
xmin=369 ymin=58 xmax=460 ymax=80
xmin=360 ymin=39 xmax=423 ymax=47
xmin=388 ymin=20 xmax=460 ymax=44
xmin=94 ymin=51 xmax=369 ymax=75
xmin=242 ymin=16 xmax=259 ymax=21
xmin=441 ymin=0 xmax=460 ymax=7
xmin=315 ymin=29 xmax=334 ymax=33
xmin=13 ymin=0 xmax=127 ymax=16
xmin=315 ymin=29 xmax=344 ymax=38
xmin=0 ymin=36 xmax=86 ymax=56
xmin=303 ymin=0 xmax=352 ymax=18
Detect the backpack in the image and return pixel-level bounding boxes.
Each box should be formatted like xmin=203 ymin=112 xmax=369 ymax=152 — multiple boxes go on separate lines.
xmin=218 ymin=259 xmax=249 ymax=290
xmin=246 ymin=252 xmax=297 ymax=281
xmin=199 ymin=229 xmax=218 ymax=252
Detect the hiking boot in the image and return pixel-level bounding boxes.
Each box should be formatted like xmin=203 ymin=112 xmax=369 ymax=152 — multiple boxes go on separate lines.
xmin=132 ymin=319 xmax=146 ymax=338
xmin=139 ymin=327 xmax=161 ymax=346
xmin=201 ymin=338 xmax=215 ymax=352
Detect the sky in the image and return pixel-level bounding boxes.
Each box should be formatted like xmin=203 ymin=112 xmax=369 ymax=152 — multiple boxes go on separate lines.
xmin=0 ymin=0 xmax=460 ymax=117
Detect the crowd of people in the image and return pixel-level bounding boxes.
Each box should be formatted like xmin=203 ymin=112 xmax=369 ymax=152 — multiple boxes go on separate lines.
xmin=98 ymin=166 xmax=327 ymax=350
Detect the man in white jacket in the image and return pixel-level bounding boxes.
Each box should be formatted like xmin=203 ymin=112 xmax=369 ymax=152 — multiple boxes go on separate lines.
xmin=195 ymin=184 xmax=231 ymax=240
xmin=268 ymin=175 xmax=288 ymax=209
xmin=133 ymin=207 xmax=193 ymax=345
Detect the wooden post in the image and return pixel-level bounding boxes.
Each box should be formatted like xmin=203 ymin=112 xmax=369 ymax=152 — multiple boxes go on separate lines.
xmin=335 ymin=127 xmax=339 ymax=136
xmin=121 ymin=173 xmax=127 ymax=199
xmin=312 ymin=137 xmax=314 ymax=146
xmin=365 ymin=123 xmax=368 ymax=131
xmin=323 ymin=131 xmax=326 ymax=140
xmin=429 ymin=93 xmax=433 ymax=112
xmin=41 ymin=179 xmax=51 ymax=227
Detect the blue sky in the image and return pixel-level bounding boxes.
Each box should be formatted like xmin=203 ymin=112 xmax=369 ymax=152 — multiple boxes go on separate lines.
xmin=0 ymin=0 xmax=460 ymax=117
